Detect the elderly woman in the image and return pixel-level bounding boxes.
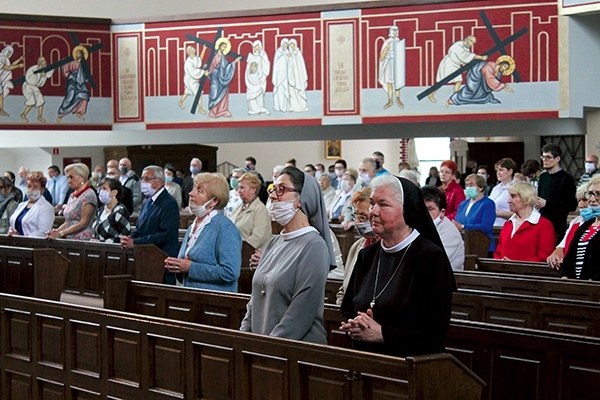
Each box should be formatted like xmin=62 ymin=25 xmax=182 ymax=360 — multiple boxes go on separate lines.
xmin=46 ymin=163 xmax=97 ymax=240
xmin=494 ymin=181 xmax=555 ymax=261
xmin=330 ymin=168 xmax=357 ymax=221
xmin=165 ymin=173 xmax=242 ymax=292
xmin=439 ymin=160 xmax=465 ymax=220
xmin=454 ymin=173 xmax=497 ymax=252
xmin=340 ymin=176 xmax=454 ymax=357
xmin=92 ymin=178 xmax=131 ymax=242
xmin=489 ymin=157 xmax=516 ymax=227
xmin=547 ymin=184 xmax=589 ymax=270
xmin=164 ymin=164 xmax=182 ymax=209
xmin=318 ymin=173 xmax=336 ymax=213
xmin=231 ymin=172 xmax=271 ymax=250
xmin=0 ymin=176 xmax=19 ymax=233
xmin=560 ymin=175 xmax=600 ymax=280
xmin=9 ymin=172 xmax=55 ymax=237
xmin=240 ymin=166 xmax=336 ymax=343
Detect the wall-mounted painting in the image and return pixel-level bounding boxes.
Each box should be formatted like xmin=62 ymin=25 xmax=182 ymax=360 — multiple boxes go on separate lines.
xmin=325 ymin=140 xmax=341 ymax=159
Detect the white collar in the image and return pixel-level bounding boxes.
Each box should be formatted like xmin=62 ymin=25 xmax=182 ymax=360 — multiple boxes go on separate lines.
xmin=509 ymin=207 xmax=541 ymax=225
xmin=150 ymin=187 xmax=165 ymax=202
xmin=381 ymin=229 xmax=420 ymax=253
xmin=281 ymin=226 xmax=318 ymax=241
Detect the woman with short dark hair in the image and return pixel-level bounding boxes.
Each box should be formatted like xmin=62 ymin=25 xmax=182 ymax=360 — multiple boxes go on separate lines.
xmin=92 ymin=178 xmax=131 ymax=243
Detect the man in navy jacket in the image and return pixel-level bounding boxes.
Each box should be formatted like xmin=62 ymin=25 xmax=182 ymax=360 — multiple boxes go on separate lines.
xmin=121 ymin=165 xmax=180 ymax=284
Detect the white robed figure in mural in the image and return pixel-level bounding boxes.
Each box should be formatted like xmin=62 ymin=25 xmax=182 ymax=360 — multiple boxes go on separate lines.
xmin=179 ymin=45 xmax=208 ymax=114
xmin=428 ymin=35 xmax=488 ymax=103
xmin=378 ymin=26 xmax=405 ymax=110
xmin=286 ymin=39 xmax=308 ymax=112
xmin=0 ymin=45 xmax=24 ymax=117
xmin=21 ymin=56 xmax=54 ymax=123
xmin=272 ymin=38 xmax=289 ymax=112
xmin=245 ymin=40 xmax=270 ymax=115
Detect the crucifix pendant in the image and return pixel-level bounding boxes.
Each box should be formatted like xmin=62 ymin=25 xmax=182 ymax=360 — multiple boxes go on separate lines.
xmin=370 ymin=300 xmax=375 ymax=309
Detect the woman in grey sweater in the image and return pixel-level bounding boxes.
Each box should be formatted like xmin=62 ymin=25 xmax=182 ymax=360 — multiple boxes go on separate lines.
xmin=240 ymin=166 xmax=336 ymax=343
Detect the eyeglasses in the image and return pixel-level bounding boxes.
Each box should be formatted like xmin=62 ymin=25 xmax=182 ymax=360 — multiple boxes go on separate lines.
xmin=352 ymin=213 xmax=369 ymax=222
xmin=540 ymin=155 xmax=555 ymax=161
xmin=141 ymin=177 xmax=158 ymax=183
xmin=268 ymin=185 xmax=298 ymax=198
xmin=587 ymin=191 xmax=600 ymax=199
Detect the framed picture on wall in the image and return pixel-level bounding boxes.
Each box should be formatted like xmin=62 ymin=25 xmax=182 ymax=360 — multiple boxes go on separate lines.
xmin=325 ymin=140 xmax=341 ymax=159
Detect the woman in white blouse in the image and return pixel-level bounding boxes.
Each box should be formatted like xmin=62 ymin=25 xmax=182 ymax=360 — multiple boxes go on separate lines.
xmin=9 ymin=171 xmax=55 ymax=237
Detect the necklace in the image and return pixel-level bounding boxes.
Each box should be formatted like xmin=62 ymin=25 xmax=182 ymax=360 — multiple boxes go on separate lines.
xmin=370 ymin=242 xmax=412 ymax=309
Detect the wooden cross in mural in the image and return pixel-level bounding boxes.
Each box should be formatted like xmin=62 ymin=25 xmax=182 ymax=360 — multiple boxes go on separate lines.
xmin=184 ymin=28 xmax=244 ymax=115
xmin=12 ymin=32 xmax=103 ymax=88
xmin=417 ymin=11 xmax=527 ymax=101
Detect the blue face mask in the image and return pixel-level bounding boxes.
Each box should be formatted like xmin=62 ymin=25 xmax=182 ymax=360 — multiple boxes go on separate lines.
xmin=465 ymin=187 xmax=479 ymax=199
xmin=230 ymin=177 xmax=239 ymax=190
xmin=165 ymin=175 xmax=173 ymax=183
xmin=580 ymin=205 xmax=600 ymax=221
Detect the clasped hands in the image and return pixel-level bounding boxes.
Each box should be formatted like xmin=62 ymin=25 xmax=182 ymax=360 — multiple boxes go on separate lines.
xmin=339 ymin=309 xmax=383 ymax=342
xmin=164 ymin=256 xmax=191 ymax=273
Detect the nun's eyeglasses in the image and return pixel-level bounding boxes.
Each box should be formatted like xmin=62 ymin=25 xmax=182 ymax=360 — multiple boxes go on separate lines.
xmin=268 ymin=185 xmax=298 ymax=199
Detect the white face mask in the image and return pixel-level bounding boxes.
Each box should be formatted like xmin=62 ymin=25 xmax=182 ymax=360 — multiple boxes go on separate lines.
xmin=433 ymin=216 xmax=441 ymax=226
xmin=98 ymin=189 xmax=113 ymax=205
xmin=341 ymin=180 xmax=352 ymax=193
xmin=585 ymin=162 xmax=597 ymax=174
xmin=141 ymin=181 xmax=157 ymax=198
xmin=335 ymin=168 xmax=344 ymax=178
xmin=359 ymin=173 xmax=372 ymax=185
xmin=269 ymin=199 xmax=298 ymax=226
xmin=27 ymin=189 xmax=42 ymax=201
xmin=189 ymin=197 xmax=215 ymax=219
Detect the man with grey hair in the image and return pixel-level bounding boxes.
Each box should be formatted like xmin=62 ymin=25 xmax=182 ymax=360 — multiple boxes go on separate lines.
xmin=120 ymin=165 xmax=180 ymax=284
xmin=17 ymin=166 xmax=28 ymax=193
xmin=118 ymin=157 xmax=141 ymax=211
xmin=182 ymin=157 xmax=202 ymax=207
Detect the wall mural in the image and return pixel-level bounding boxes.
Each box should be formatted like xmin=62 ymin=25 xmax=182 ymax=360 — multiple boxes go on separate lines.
xmin=125 ymin=0 xmax=557 ymax=130
xmin=0 ymin=20 xmax=112 ymax=129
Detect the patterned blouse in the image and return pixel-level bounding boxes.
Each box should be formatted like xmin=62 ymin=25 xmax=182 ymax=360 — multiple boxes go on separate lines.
xmin=62 ymin=186 xmax=98 ymax=240
xmin=92 ymin=203 xmax=131 ymax=243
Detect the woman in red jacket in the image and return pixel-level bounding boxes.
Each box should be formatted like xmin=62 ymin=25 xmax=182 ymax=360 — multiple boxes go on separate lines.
xmin=494 ymin=181 xmax=555 ymax=261
xmin=439 ymin=160 xmax=465 ymax=220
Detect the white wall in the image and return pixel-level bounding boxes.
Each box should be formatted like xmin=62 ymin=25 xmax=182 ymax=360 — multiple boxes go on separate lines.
xmin=0 ymin=148 xmax=52 ymax=176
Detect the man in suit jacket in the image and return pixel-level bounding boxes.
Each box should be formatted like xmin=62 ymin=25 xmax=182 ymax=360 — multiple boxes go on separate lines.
xmin=120 ymin=165 xmax=180 ymax=284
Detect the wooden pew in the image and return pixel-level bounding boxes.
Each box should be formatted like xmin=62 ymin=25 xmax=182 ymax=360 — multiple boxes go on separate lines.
xmin=473 ymin=257 xmax=560 ymax=277
xmin=0 ymin=245 xmax=69 ymax=301
xmin=0 ymin=235 xmax=165 ymax=296
xmin=330 ymin=223 xmax=361 ymax=266
xmin=325 ymin=278 xmax=342 ymax=304
xmin=103 ymin=278 xmax=600 ymax=400
xmin=455 ymin=270 xmax=600 ymax=302
xmin=462 ymin=229 xmax=491 ymax=259
xmin=0 ymin=293 xmax=484 ymax=400
xmin=238 ymin=241 xmax=256 ymax=294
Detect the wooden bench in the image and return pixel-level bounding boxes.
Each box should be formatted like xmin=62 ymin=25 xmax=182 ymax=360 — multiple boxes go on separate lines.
xmin=103 ymin=278 xmax=600 ymax=400
xmin=473 ymin=257 xmax=560 ymax=277
xmin=455 ymin=270 xmax=600 ymax=302
xmin=0 ymin=245 xmax=69 ymax=301
xmin=330 ymin=223 xmax=361 ymax=266
xmin=0 ymin=235 xmax=165 ymax=296
xmin=0 ymin=293 xmax=484 ymax=400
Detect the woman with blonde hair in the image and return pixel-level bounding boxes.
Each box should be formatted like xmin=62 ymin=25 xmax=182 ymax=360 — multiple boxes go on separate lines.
xmin=46 ymin=163 xmax=97 ymax=240
xmin=231 ymin=172 xmax=271 ymax=250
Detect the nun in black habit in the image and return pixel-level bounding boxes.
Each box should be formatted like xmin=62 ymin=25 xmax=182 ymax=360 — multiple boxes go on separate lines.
xmin=340 ymin=175 xmax=456 ymax=357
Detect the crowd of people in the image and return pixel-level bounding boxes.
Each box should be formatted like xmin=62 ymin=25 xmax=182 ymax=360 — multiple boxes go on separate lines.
xmin=2 ymin=144 xmax=598 ymax=357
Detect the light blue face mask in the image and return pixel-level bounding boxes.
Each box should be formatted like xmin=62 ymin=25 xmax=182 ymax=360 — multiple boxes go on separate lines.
xmin=580 ymin=205 xmax=600 ymax=221
xmin=230 ymin=177 xmax=239 ymax=190
xmin=465 ymin=187 xmax=479 ymax=199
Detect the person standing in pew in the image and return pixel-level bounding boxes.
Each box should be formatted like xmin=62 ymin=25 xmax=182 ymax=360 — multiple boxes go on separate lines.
xmin=560 ymin=175 xmax=600 ymax=280
xmin=340 ymin=175 xmax=455 ymax=357
xmin=121 ymin=166 xmax=180 ymax=284
xmin=494 ymin=181 xmax=555 ymax=261
xmin=92 ymin=178 xmax=131 ymax=243
xmin=164 ymin=173 xmax=242 ymax=292
xmin=240 ymin=167 xmax=336 ymax=344
xmin=231 ymin=172 xmax=271 ymax=251
xmin=45 ymin=163 xmax=97 ymax=241
xmin=8 ymin=172 xmax=54 ymax=237
xmin=0 ymin=176 xmax=19 ymax=233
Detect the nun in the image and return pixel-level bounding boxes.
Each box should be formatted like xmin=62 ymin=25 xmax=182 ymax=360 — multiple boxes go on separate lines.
xmin=240 ymin=166 xmax=336 ymax=343
xmin=340 ymin=175 xmax=456 ymax=357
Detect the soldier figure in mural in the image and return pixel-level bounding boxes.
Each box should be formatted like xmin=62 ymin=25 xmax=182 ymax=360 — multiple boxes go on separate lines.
xmin=0 ymin=45 xmax=24 ymax=117
xmin=245 ymin=40 xmax=270 ymax=115
xmin=57 ymin=46 xmax=90 ymax=123
xmin=205 ymin=37 xmax=242 ymax=118
xmin=21 ymin=57 xmax=55 ymax=123
xmin=179 ymin=45 xmax=208 ymax=114
xmin=447 ymin=55 xmax=515 ymax=106
xmin=428 ymin=35 xmax=488 ymax=103
xmin=378 ymin=26 xmax=405 ymax=110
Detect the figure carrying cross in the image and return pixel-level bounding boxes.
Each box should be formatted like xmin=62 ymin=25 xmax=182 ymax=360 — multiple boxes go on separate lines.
xmin=184 ymin=29 xmax=244 ymax=117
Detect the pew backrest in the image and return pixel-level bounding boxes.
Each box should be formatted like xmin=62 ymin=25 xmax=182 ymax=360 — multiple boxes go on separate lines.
xmin=474 ymin=257 xmax=560 ymax=277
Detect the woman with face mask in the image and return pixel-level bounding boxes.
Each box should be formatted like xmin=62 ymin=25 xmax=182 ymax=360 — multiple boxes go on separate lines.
xmin=453 ymin=174 xmax=497 ymax=254
xmin=163 ymin=164 xmax=182 ymax=209
xmin=8 ymin=172 xmax=54 ymax=237
xmin=164 ymin=173 xmax=242 ymax=292
xmin=92 ymin=178 xmax=131 ymax=243
xmin=335 ymin=187 xmax=378 ymax=305
xmin=240 ymin=166 xmax=336 ymax=343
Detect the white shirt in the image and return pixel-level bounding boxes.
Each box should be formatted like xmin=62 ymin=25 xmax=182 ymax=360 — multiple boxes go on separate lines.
xmin=489 ymin=180 xmax=514 ymax=227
